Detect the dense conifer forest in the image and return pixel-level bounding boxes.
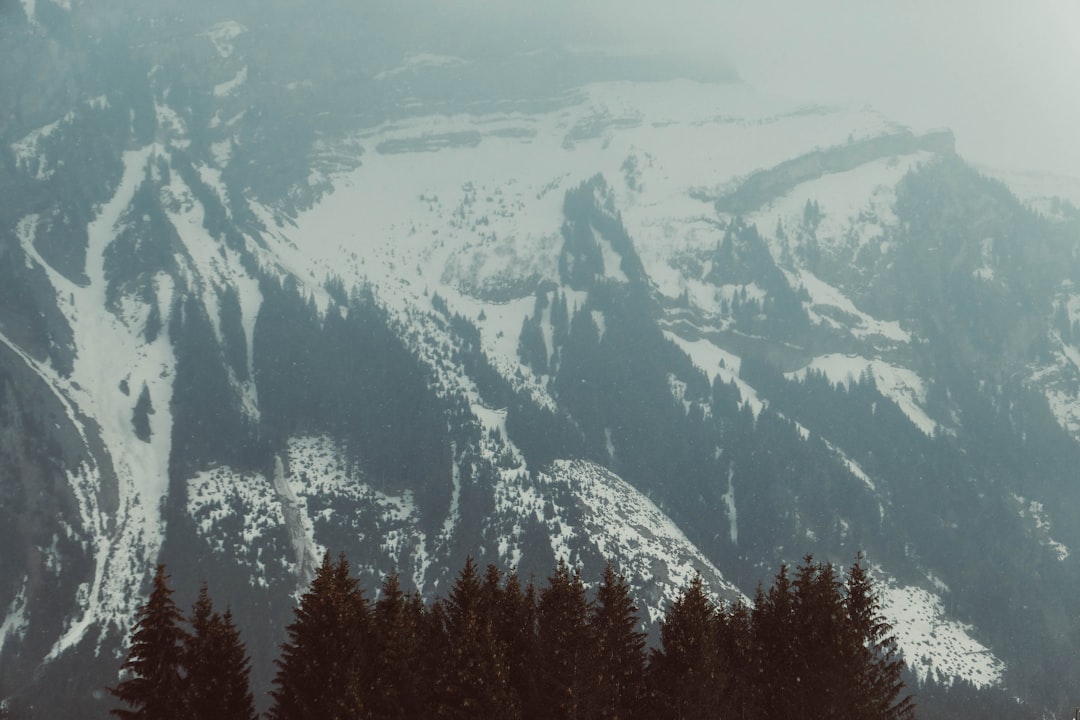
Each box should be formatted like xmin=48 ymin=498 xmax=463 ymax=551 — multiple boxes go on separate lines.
xmin=107 ymin=553 xmax=916 ymax=719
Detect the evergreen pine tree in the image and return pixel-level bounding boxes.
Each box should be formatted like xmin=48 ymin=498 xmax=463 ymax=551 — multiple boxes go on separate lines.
xmin=751 ymin=563 xmax=798 ymax=719
xmin=536 ymin=559 xmax=593 ymax=720
xmin=715 ymin=600 xmax=756 ymax=719
xmin=646 ymin=573 xmax=722 ymax=720
xmin=109 ymin=564 xmax=188 ymax=720
xmin=434 ymin=557 xmax=520 ymax=720
xmin=497 ymin=572 xmax=539 ymax=720
xmin=371 ymin=572 xmax=431 ymax=720
xmin=590 ymin=563 xmax=646 ymax=720
xmin=843 ymin=555 xmax=915 ymax=720
xmin=183 ymin=585 xmax=257 ymax=720
xmin=791 ymin=556 xmax=848 ymax=717
xmin=269 ymin=552 xmax=371 ymax=720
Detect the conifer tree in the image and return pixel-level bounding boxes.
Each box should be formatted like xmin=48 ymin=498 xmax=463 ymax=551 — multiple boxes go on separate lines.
xmin=751 ymin=563 xmax=797 ymax=719
xmin=536 ymin=559 xmax=593 ymax=720
xmin=434 ymin=557 xmax=520 ymax=720
xmin=590 ymin=563 xmax=646 ymax=720
xmin=269 ymin=552 xmax=371 ymax=720
xmin=791 ymin=556 xmax=848 ymax=717
xmin=497 ymin=571 xmax=539 ymax=720
xmin=184 ymin=584 xmax=256 ymax=720
xmin=715 ymin=600 xmax=756 ymax=719
xmin=371 ymin=572 xmax=432 ymax=720
xmin=843 ymin=556 xmax=915 ymax=720
xmin=647 ymin=573 xmax=722 ymax=720
xmin=109 ymin=564 xmax=188 ymax=720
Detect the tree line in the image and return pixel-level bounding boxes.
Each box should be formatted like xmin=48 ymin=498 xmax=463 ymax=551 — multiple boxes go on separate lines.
xmin=109 ymin=553 xmax=914 ymax=719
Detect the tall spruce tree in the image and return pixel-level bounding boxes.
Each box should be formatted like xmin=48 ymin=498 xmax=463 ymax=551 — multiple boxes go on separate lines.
xmin=590 ymin=563 xmax=646 ymax=720
xmin=647 ymin=573 xmax=722 ymax=720
xmin=751 ymin=563 xmax=797 ymax=719
xmin=496 ymin=571 xmax=539 ymax=720
xmin=269 ymin=552 xmax=371 ymax=720
xmin=184 ymin=585 xmax=256 ymax=720
xmin=536 ymin=559 xmax=593 ymax=720
xmin=434 ymin=557 xmax=520 ymax=720
xmin=715 ymin=600 xmax=756 ymax=719
xmin=791 ymin=556 xmax=849 ymax=717
xmin=371 ymin=572 xmax=432 ymax=720
xmin=109 ymin=564 xmax=188 ymax=720
xmin=843 ymin=556 xmax=915 ymax=720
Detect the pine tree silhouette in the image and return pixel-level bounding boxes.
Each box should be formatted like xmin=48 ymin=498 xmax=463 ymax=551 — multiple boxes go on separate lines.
xmin=536 ymin=559 xmax=593 ymax=720
xmin=590 ymin=562 xmax=646 ymax=720
xmin=647 ymin=573 xmax=721 ymax=720
xmin=496 ymin=571 xmax=539 ymax=719
xmin=371 ymin=571 xmax=432 ymax=719
xmin=269 ymin=552 xmax=371 ymax=720
xmin=434 ymin=557 xmax=520 ymax=719
xmin=184 ymin=584 xmax=257 ymax=720
xmin=843 ymin=555 xmax=915 ymax=720
xmin=109 ymin=564 xmax=188 ymax=720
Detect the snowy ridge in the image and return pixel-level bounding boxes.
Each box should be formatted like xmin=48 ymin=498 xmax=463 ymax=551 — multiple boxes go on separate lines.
xmin=786 ymin=354 xmax=937 ymax=436
xmin=540 ymin=459 xmax=744 ymax=622
xmin=753 ymin=152 xmax=930 ymax=260
xmin=374 ymin=53 xmax=469 ymax=81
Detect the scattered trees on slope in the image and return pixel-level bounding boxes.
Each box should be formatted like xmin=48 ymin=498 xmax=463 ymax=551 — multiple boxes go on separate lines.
xmin=110 ymin=554 xmax=913 ymax=720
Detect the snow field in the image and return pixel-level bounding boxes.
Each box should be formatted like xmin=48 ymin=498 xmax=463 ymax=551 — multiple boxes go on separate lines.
xmin=22 ymin=146 xmax=186 ymax=657
xmin=878 ymin=582 xmax=1005 ymax=688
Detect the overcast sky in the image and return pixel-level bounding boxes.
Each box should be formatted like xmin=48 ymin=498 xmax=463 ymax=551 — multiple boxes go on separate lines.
xmin=723 ymin=0 xmax=1080 ymax=178
xmin=579 ymin=0 xmax=1080 ymax=178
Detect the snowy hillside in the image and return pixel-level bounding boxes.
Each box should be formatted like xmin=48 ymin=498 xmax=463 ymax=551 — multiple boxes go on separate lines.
xmin=3 ymin=3 xmax=1080 ymax=717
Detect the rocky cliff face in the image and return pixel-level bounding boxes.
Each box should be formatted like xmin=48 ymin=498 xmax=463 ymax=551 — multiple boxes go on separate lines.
xmin=2 ymin=1 xmax=1080 ymax=717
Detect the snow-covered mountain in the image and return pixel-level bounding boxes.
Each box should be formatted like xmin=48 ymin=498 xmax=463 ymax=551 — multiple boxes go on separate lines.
xmin=2 ymin=1 xmax=1080 ymax=716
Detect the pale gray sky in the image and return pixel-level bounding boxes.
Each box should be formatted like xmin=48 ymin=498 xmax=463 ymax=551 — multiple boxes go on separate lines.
xmin=553 ymin=0 xmax=1080 ymax=177
xmin=714 ymin=0 xmax=1080 ymax=177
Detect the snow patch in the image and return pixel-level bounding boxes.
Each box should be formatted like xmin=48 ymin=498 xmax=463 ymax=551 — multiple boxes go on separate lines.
xmin=271 ymin=455 xmax=320 ymax=586
xmin=0 ymin=580 xmax=29 ymax=655
xmin=19 ymin=0 xmax=38 ymax=27
xmin=1013 ymin=494 xmax=1070 ymax=561
xmin=597 ymin=233 xmax=628 ymax=282
xmin=202 ymin=21 xmax=247 ymax=59
xmin=213 ymin=66 xmax=247 ymax=98
xmin=721 ymin=464 xmax=737 ymax=544
xmin=879 ymin=582 xmax=1005 ymax=688
xmin=662 ymin=331 xmax=764 ymax=416
xmin=10 ymin=116 xmax=66 ymax=180
xmin=787 ymin=354 xmax=936 ymax=435
xmin=787 ymin=268 xmax=910 ymax=343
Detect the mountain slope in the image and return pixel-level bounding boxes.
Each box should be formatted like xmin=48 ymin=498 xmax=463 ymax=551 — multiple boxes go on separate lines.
xmin=2 ymin=2 xmax=1080 ymax=717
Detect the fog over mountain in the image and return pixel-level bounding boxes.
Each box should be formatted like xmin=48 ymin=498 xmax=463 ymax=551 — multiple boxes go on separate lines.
xmin=2 ymin=0 xmax=1080 ymax=717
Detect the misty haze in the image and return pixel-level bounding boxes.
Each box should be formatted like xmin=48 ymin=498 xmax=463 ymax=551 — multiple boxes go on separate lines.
xmin=1 ymin=0 xmax=1079 ymax=717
